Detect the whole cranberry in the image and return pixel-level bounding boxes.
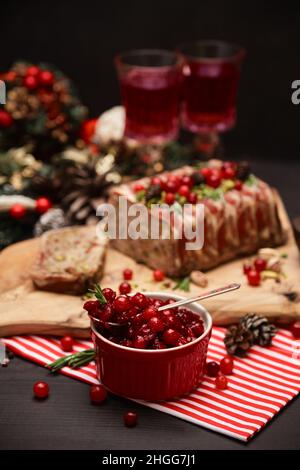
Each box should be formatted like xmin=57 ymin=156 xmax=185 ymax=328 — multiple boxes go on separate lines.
xmin=222 ymin=166 xmax=236 ymax=179
xmin=131 ymin=313 xmax=144 ymax=328
xmin=243 ymin=262 xmax=253 ymax=275
xmin=234 ymin=180 xmax=243 ymax=191
xmin=206 ymin=172 xmax=221 ymax=188
xmin=33 ymin=381 xmax=49 ymax=399
xmin=119 ymin=282 xmax=132 ymax=295
xmin=163 ymin=328 xmax=181 ymax=346
xmin=23 ymin=74 xmax=39 ymax=90
xmin=153 ymin=269 xmax=165 ymax=282
xmin=123 ymin=268 xmax=133 ymax=280
xmin=247 ymin=269 xmax=261 ymax=286
xmin=200 ymin=167 xmax=212 ymax=178
xmin=206 ymin=361 xmax=220 ymax=377
xmin=164 ymin=192 xmax=175 ymax=205
xmin=90 ymin=384 xmax=107 ymax=404
xmin=26 ymin=65 xmax=40 ymax=76
xmin=176 ymin=337 xmax=188 ymax=346
xmin=151 ymin=176 xmax=162 ymax=186
xmin=188 ymin=192 xmax=198 ymax=204
xmin=215 ymin=374 xmax=228 ymax=390
xmin=131 ymin=292 xmax=149 ymax=309
xmin=123 ymin=411 xmax=137 ymax=427
xmin=291 ymin=321 xmax=300 ymax=339
xmin=254 ymin=257 xmax=267 ymax=272
xmin=164 ymin=179 xmax=179 ymax=193
xmin=178 ymin=184 xmax=190 ymax=198
xmin=39 ymin=70 xmax=54 ymax=86
xmin=191 ymin=323 xmax=204 ymax=337
xmin=142 ymin=306 xmax=157 ymax=321
xmin=181 ymin=175 xmax=194 ymax=188
xmin=220 ymin=355 xmax=234 ymax=375
xmin=113 ymin=295 xmax=132 ymax=313
xmin=83 ymin=300 xmax=99 ymax=313
xmin=148 ymin=316 xmax=165 ymax=333
xmin=98 ymin=304 xmax=113 ymax=322
xmin=60 ymin=335 xmax=74 ymax=352
xmin=102 ymin=288 xmax=116 ymax=303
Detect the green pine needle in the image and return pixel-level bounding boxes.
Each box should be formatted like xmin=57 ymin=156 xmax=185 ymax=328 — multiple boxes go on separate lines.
xmin=47 ymin=349 xmax=95 ymax=373
xmin=173 ymin=276 xmax=190 ymax=292
xmin=88 ymin=284 xmax=107 ymax=305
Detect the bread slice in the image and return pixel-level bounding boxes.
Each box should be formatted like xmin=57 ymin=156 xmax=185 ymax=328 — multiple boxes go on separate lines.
xmin=32 ymin=226 xmax=107 ymax=295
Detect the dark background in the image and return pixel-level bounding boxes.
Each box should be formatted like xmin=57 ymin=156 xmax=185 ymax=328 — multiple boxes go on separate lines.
xmin=1 ymin=0 xmax=300 ymax=160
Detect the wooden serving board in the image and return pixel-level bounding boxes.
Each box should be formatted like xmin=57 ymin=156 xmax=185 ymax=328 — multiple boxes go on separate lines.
xmin=0 ymin=192 xmax=299 ymax=338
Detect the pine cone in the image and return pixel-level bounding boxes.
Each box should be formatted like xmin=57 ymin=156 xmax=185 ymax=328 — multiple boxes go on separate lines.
xmin=240 ymin=313 xmax=277 ymax=347
xmin=224 ymin=324 xmax=254 ymax=357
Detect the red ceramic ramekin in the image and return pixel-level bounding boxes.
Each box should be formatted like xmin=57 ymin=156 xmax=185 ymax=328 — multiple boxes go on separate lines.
xmin=91 ymin=292 xmax=212 ymax=401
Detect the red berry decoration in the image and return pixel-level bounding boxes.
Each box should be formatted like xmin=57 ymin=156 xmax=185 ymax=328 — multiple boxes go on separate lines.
xmin=131 ymin=292 xmax=148 ymax=309
xmin=234 ymin=180 xmax=243 ymax=191
xmin=163 ymin=328 xmax=181 ymax=346
xmin=33 ymin=381 xmax=49 ymax=399
xmin=215 ymin=374 xmax=228 ymax=390
xmin=60 ymin=335 xmax=74 ymax=352
xmin=90 ymin=384 xmax=107 ymax=404
xmin=220 ymin=355 xmax=234 ymax=375
xmin=148 ymin=316 xmax=165 ymax=333
xmin=164 ymin=192 xmax=175 ymax=205
xmin=102 ymin=287 xmax=116 ymax=303
xmin=123 ymin=411 xmax=138 ymax=427
xmin=79 ymin=118 xmax=97 ymax=144
xmin=222 ymin=166 xmax=236 ymax=179
xmin=39 ymin=70 xmax=54 ymax=86
xmin=10 ymin=203 xmax=26 ymax=219
xmin=123 ymin=268 xmax=133 ymax=280
xmin=153 ymin=269 xmax=165 ymax=282
xmin=23 ymin=74 xmax=39 ymax=90
xmin=291 ymin=321 xmax=300 ymax=339
xmin=206 ymin=361 xmax=220 ymax=377
xmin=35 ymin=197 xmax=52 ymax=214
xmin=0 ymin=109 xmax=13 ymax=128
xmin=247 ymin=269 xmax=261 ymax=286
xmin=26 ymin=65 xmax=40 ymax=77
xmin=181 ymin=175 xmax=194 ymax=188
xmin=188 ymin=192 xmax=198 ymax=204
xmin=119 ymin=282 xmax=131 ymax=295
xmin=254 ymin=257 xmax=267 ymax=272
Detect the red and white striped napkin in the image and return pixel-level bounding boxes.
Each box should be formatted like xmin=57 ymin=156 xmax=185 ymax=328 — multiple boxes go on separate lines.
xmin=3 ymin=327 xmax=300 ymax=441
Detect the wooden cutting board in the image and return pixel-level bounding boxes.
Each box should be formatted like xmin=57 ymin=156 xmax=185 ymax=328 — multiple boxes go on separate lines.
xmin=0 ymin=192 xmax=299 ymax=338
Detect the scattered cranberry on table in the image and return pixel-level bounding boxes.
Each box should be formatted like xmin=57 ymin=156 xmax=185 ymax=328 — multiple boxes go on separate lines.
xmin=247 ymin=269 xmax=261 ymax=287
xmin=153 ymin=269 xmax=165 ymax=282
xmin=123 ymin=268 xmax=133 ymax=281
xmin=215 ymin=374 xmax=228 ymax=390
xmin=60 ymin=335 xmax=74 ymax=352
xmin=90 ymin=385 xmax=107 ymax=404
xmin=119 ymin=281 xmax=132 ymax=295
xmin=206 ymin=361 xmax=220 ymax=377
xmin=291 ymin=321 xmax=300 ymax=339
xmin=33 ymin=381 xmax=49 ymax=399
xmin=220 ymin=355 xmax=234 ymax=375
xmin=254 ymin=257 xmax=267 ymax=272
xmin=123 ymin=411 xmax=138 ymax=427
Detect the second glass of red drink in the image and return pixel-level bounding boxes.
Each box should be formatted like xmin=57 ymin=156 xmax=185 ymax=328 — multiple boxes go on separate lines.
xmin=115 ymin=49 xmax=181 ymax=144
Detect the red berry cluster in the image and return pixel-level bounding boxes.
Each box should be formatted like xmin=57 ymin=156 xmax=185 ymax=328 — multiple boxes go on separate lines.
xmin=243 ymin=257 xmax=267 ymax=286
xmin=133 ymin=161 xmax=244 ymax=206
xmin=9 ymin=197 xmax=52 ymax=220
xmin=83 ymin=288 xmax=205 ymax=350
xmin=206 ymin=355 xmax=234 ymax=390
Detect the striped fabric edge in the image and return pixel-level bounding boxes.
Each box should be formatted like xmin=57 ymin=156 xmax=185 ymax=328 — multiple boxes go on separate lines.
xmin=3 ymin=326 xmax=300 ymax=442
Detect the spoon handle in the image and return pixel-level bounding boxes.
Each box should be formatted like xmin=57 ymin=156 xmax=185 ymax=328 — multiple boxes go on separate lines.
xmin=158 ymin=282 xmax=241 ymax=312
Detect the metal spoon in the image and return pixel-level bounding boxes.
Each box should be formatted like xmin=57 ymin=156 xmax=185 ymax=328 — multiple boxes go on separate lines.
xmin=89 ymin=282 xmax=240 ymax=328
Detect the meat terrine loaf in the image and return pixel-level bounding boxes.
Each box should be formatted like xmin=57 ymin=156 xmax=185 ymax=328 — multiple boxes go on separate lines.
xmin=109 ymin=160 xmax=285 ymax=277
xmin=32 ymin=226 xmax=107 ymax=294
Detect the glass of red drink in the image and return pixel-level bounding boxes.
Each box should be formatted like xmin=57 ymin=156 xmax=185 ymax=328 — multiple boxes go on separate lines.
xmin=115 ymin=49 xmax=181 ymax=143
xmin=178 ymin=40 xmax=245 ymax=134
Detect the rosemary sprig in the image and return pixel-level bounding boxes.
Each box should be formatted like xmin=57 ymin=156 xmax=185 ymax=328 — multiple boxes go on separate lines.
xmin=88 ymin=284 xmax=107 ymax=305
xmin=173 ymin=276 xmax=190 ymax=292
xmin=47 ymin=349 xmax=95 ymax=373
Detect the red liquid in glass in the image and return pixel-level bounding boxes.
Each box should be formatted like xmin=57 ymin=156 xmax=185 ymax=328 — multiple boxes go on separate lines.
xmin=120 ymin=70 xmax=180 ymax=142
xmin=181 ymin=61 xmax=241 ymax=133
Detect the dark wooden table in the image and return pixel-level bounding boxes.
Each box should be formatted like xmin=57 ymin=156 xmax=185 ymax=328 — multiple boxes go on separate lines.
xmin=1 ymin=159 xmax=299 ymax=450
